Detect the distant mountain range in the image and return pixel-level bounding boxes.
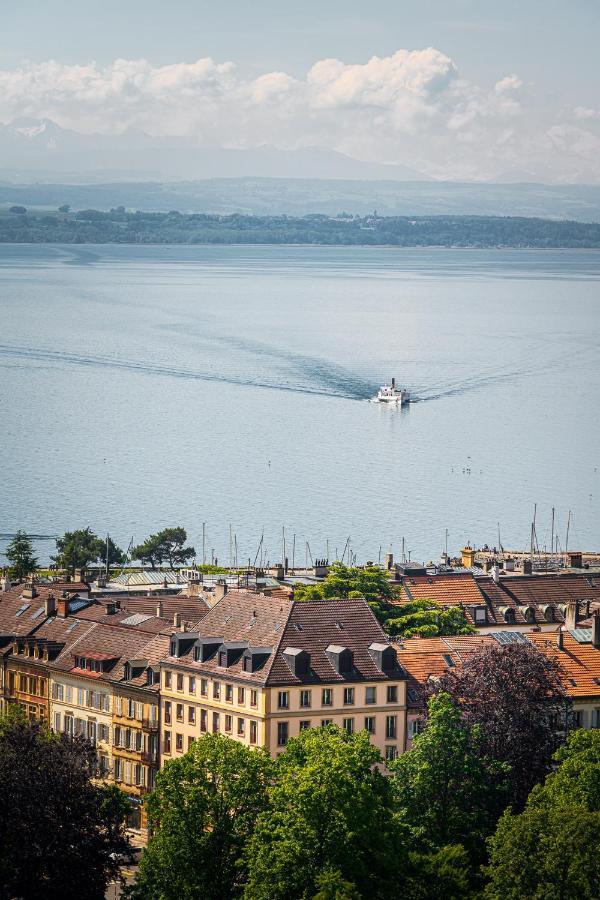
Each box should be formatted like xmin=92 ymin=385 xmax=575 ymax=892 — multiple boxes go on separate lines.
xmin=0 ymin=117 xmax=431 ymax=182
xmin=2 ymin=119 xmax=600 ymax=222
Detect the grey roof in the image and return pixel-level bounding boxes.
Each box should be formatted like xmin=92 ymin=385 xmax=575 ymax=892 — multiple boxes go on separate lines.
xmin=569 ymin=628 xmax=593 ymax=644
xmin=489 ymin=631 xmax=531 ymax=645
xmin=120 ymin=612 xmax=154 ymax=627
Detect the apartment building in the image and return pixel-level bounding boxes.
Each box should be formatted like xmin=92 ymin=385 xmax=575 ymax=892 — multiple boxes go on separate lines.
xmin=161 ymin=591 xmax=407 ymax=764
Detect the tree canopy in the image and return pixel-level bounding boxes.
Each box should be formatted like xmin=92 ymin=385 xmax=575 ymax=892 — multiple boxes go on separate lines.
xmin=382 ymin=597 xmax=475 ymax=638
xmin=4 ymin=530 xmax=38 ymax=580
xmin=436 ymin=641 xmax=569 ymax=809
xmin=0 ymin=710 xmax=131 ymax=899
xmin=133 ymin=526 xmax=195 ymax=569
xmin=128 ymin=734 xmax=272 ymax=900
xmin=391 ymin=693 xmax=509 ymax=865
xmin=293 ymin=563 xmax=398 ymax=603
xmin=52 ymin=527 xmax=124 ymax=575
xmin=485 ymin=730 xmax=600 ymax=899
xmin=244 ymin=726 xmax=404 ymax=899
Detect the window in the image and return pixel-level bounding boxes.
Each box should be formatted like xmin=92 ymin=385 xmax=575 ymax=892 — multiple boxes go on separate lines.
xmin=321 ymin=719 xmax=333 ymax=727
xmin=278 ymin=691 xmax=289 ymax=709
xmin=409 ymin=719 xmax=424 ymax=738
xmin=65 ymin=685 xmax=72 ymax=703
xmin=164 ymin=701 xmax=172 ymax=725
xmin=77 ymin=687 xmax=84 ymax=707
xmin=225 ymin=714 xmax=232 ymax=732
xmin=163 ymin=731 xmax=171 ymax=754
xmin=114 ymin=758 xmax=122 ymax=782
xmin=387 ymin=685 xmax=398 ymax=703
xmin=52 ymin=682 xmax=64 ymax=701
xmin=250 ymin=721 xmax=257 ymax=744
xmin=343 ymin=688 xmax=354 ymax=706
xmin=200 ymin=709 xmax=207 ymax=733
xmin=188 ymin=676 xmax=196 ymax=694
xmin=188 ymin=706 xmax=196 ymax=724
xmin=176 ymin=703 xmax=184 ymax=722
xmin=365 ymin=686 xmax=376 ymax=704
xmin=213 ymin=682 xmax=221 ymax=700
xmin=343 ymin=718 xmax=354 ymax=734
xmin=364 ymin=716 xmax=376 ymax=734
xmin=212 ymin=712 xmax=220 ymax=733
xmin=164 ymin=671 xmax=172 ymax=689
xmin=572 ymin=710 xmax=584 ymax=728
xmin=175 ymin=733 xmax=183 ymax=752
xmin=385 ymin=745 xmax=397 ymax=762
xmin=64 ymin=715 xmax=74 ymax=736
xmin=250 ymin=690 xmax=258 ymax=708
xmin=127 ymin=698 xmax=136 ymax=718
xmin=177 ymin=673 xmax=184 ymax=691
xmin=386 ymin=716 xmax=397 ymax=739
xmin=201 ymin=679 xmax=208 ymax=697
xmin=300 ymin=689 xmax=311 ymax=708
xmin=237 ymin=717 xmax=245 ymax=736
xmin=53 ymin=712 xmax=61 ymax=732
xmin=237 ymin=687 xmax=245 ymax=705
xmin=299 ymin=720 xmax=311 ymax=731
xmin=225 ymin=684 xmax=233 ymax=702
xmin=474 ymin=607 xmax=487 ymax=624
xmin=322 ymin=688 xmax=333 ymax=706
xmin=277 ymin=722 xmax=289 ymax=746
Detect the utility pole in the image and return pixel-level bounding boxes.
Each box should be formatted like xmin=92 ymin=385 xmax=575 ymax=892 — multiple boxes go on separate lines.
xmin=202 ymin=523 xmax=206 ymax=566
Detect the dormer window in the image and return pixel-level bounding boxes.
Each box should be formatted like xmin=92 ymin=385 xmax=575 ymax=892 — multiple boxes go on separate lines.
xmin=368 ymin=642 xmax=397 ymax=673
xmin=325 ymin=645 xmax=353 ymax=675
xmin=283 ymin=647 xmax=311 ymax=677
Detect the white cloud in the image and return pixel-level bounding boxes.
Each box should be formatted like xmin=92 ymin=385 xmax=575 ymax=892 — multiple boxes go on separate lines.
xmin=0 ymin=50 xmax=598 ymax=181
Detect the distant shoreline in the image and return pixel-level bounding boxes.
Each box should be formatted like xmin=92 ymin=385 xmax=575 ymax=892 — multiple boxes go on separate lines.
xmin=1 ymin=210 xmax=600 ymax=249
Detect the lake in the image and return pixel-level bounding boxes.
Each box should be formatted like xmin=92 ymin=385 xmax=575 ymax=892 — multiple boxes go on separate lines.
xmin=1 ymin=243 xmax=599 ymax=566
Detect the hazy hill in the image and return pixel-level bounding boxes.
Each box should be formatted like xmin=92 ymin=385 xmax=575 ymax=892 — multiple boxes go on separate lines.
xmin=2 ymin=178 xmax=600 ymax=222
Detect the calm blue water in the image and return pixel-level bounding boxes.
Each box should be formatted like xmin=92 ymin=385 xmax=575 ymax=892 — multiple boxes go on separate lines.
xmin=1 ymin=243 xmax=599 ymax=565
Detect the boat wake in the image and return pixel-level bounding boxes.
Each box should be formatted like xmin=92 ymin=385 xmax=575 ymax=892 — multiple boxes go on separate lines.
xmin=0 ymin=342 xmax=373 ymax=402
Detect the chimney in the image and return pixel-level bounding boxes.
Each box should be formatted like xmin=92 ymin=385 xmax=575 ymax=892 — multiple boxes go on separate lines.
xmin=74 ymin=568 xmax=84 ymax=583
xmin=22 ymin=577 xmax=37 ymax=600
xmin=173 ymin=612 xmax=181 ymax=628
xmin=156 ymin=600 xmax=164 ymax=618
xmin=57 ymin=592 xmax=69 ymax=618
xmin=106 ymin=601 xmax=117 ymax=615
xmin=214 ymin=581 xmax=228 ymax=602
xmin=461 ymin=546 xmax=476 ymax=568
xmin=522 ymin=559 xmax=532 ymax=575
xmin=593 ymin=614 xmax=600 ymax=649
xmin=557 ymin=629 xmax=564 ymax=650
xmin=565 ymin=601 xmax=579 ymax=632
xmin=44 ymin=593 xmax=56 ymax=617
xmin=491 ymin=564 xmax=500 ymax=584
xmin=385 ymin=552 xmax=394 ymax=570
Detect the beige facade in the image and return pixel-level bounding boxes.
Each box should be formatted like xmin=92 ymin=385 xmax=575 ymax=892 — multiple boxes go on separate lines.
xmin=160 ymin=664 xmax=406 ymax=763
xmin=49 ymin=671 xmax=113 ymax=774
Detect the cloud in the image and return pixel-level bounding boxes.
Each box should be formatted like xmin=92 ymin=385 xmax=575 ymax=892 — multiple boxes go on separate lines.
xmin=0 ymin=50 xmax=598 ymax=181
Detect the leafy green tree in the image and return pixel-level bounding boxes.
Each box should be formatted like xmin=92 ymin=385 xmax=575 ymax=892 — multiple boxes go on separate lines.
xmin=5 ymin=530 xmax=38 ymax=580
xmin=52 ymin=527 xmax=123 ymax=575
xmin=437 ymin=641 xmax=569 ymax=810
xmin=129 ymin=734 xmax=272 ymax=900
xmin=0 ymin=711 xmax=131 ymax=899
xmin=293 ymin=563 xmax=398 ymax=603
xmin=391 ymin=694 xmax=508 ymax=865
xmin=244 ymin=726 xmax=405 ymax=900
xmin=312 ymin=869 xmax=361 ymax=900
xmin=133 ymin=526 xmax=195 ymax=569
xmin=406 ymin=845 xmax=473 ymax=900
xmin=383 ymin=597 xmax=475 ymax=637
xmin=485 ymin=728 xmax=600 ymax=898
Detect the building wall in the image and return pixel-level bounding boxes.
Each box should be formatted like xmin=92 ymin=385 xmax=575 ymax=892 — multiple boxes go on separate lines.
xmin=112 ymin=688 xmax=160 ymax=830
xmin=49 ymin=672 xmax=113 ymax=774
xmin=4 ymin=657 xmax=50 ymax=723
xmin=265 ymin=681 xmax=406 ymax=761
xmin=160 ymin=664 xmax=406 ymax=763
xmin=160 ymin=666 xmax=267 ymax=759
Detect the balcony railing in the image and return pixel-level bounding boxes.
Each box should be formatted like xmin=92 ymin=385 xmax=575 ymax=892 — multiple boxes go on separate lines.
xmin=142 ymin=717 xmax=159 ymax=732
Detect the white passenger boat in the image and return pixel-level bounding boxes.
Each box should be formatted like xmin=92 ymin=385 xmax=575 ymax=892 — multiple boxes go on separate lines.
xmin=375 ymin=378 xmax=410 ymax=405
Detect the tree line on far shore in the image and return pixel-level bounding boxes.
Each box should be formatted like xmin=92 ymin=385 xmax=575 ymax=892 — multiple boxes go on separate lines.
xmin=3 ymin=205 xmax=600 ymax=247
xmin=1 ymin=641 xmax=599 ymax=898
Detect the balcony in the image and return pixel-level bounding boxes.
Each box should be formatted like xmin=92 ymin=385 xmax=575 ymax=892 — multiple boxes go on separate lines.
xmin=141 ymin=749 xmax=158 ymax=765
xmin=142 ymin=717 xmax=159 ymax=732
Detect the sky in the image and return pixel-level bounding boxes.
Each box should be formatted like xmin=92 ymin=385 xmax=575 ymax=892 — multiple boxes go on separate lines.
xmin=2 ymin=0 xmax=600 ymax=181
